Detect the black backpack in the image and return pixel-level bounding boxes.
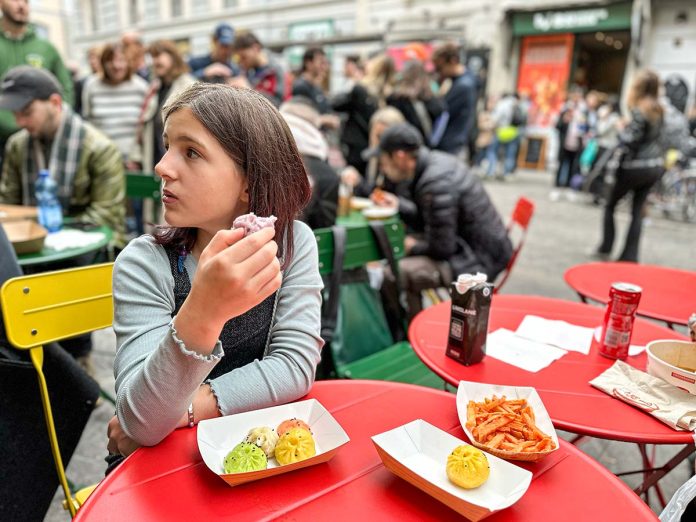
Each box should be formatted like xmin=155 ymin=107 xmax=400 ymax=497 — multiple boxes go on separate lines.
xmin=511 ymin=104 xmax=527 ymax=127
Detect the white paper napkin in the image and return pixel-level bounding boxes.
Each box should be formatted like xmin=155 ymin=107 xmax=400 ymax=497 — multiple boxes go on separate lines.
xmin=515 ymin=315 xmax=594 ymax=355
xmin=486 ymin=329 xmax=568 ymax=373
xmin=44 ymin=229 xmax=105 ymax=251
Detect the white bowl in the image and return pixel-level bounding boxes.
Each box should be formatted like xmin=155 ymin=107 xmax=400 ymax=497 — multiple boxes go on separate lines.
xmin=350 ymin=197 xmax=373 ymax=210
xmin=646 ymin=340 xmax=696 ymax=395
xmin=362 ymin=207 xmax=398 ymax=220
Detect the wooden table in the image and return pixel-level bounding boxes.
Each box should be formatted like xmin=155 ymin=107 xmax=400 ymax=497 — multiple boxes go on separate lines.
xmin=564 ymin=261 xmax=696 ymax=328
xmin=75 ymin=380 xmax=656 ymax=521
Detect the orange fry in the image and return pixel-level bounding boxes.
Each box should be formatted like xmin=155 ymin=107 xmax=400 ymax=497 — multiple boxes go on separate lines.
xmin=465 ymin=395 xmax=555 ymax=454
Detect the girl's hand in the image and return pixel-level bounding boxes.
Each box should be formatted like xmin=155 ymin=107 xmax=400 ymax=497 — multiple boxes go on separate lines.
xmin=107 ymin=415 xmax=140 ymax=457
xmin=174 ymin=227 xmax=282 ymax=352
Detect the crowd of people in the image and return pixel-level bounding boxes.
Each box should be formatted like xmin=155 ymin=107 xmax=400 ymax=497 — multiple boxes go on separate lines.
xmin=0 ymin=0 xmax=695 ymax=494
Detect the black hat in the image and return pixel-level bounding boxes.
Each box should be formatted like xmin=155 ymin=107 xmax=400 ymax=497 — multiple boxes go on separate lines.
xmin=213 ymin=23 xmax=235 ymax=45
xmin=0 ymin=66 xmax=63 ymax=111
xmin=363 ymin=122 xmax=423 ymax=159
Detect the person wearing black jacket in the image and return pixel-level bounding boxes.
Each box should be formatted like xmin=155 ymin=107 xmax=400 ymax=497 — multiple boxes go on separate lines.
xmin=280 ymin=97 xmax=338 ymax=229
xmin=595 ymin=70 xmax=666 ymax=262
xmin=368 ymin=123 xmax=512 ymax=319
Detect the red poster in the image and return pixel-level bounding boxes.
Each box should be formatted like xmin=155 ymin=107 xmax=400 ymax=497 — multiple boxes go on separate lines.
xmin=517 ymin=34 xmax=574 ymax=127
xmin=387 ymin=42 xmax=434 ymax=72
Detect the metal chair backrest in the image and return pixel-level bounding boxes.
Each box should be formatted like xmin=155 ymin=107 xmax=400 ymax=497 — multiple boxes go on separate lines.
xmin=0 ymin=263 xmax=114 ymax=516
xmin=495 ymin=197 xmax=535 ymax=293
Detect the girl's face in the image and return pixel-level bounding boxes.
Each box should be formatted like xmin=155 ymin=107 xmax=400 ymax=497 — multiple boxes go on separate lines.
xmin=156 ymin=108 xmax=249 ymax=237
xmin=152 ymin=51 xmax=174 ymax=79
xmin=105 ymin=49 xmax=128 ymax=83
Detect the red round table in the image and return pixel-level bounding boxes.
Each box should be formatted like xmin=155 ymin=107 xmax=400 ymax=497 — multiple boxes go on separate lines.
xmin=75 ymin=380 xmax=655 ymax=521
xmin=564 ymin=262 xmax=696 ymax=327
xmin=409 ymin=295 xmax=693 ymax=505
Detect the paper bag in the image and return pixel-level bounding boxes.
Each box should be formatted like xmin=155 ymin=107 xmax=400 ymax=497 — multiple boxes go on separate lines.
xmin=590 ymin=360 xmax=696 ymax=431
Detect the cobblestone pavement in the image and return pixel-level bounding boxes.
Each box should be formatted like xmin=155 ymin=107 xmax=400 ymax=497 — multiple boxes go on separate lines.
xmin=45 ymin=168 xmax=694 ymax=520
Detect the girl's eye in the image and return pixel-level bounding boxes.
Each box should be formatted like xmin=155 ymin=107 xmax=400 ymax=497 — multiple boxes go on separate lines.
xmin=186 ymin=148 xmax=201 ymax=159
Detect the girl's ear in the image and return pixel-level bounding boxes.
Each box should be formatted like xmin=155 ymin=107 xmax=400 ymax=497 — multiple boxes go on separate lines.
xmin=240 ymin=178 xmax=250 ymax=204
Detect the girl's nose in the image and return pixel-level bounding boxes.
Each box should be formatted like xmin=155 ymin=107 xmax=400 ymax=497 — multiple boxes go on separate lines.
xmin=154 ymin=151 xmax=175 ymax=180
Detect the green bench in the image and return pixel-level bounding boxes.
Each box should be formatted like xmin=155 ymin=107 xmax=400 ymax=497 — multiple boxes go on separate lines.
xmin=314 ymin=218 xmax=444 ymax=389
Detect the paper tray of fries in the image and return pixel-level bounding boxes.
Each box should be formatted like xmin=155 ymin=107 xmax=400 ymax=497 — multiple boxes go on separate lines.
xmin=456 ymin=381 xmax=559 ymax=462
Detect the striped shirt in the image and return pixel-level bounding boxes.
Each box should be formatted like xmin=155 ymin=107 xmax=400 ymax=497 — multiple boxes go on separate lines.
xmin=82 ymin=75 xmax=149 ymax=157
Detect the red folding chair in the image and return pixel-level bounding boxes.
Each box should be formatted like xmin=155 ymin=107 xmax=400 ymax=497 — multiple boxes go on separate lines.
xmin=494 ymin=196 xmax=535 ymax=293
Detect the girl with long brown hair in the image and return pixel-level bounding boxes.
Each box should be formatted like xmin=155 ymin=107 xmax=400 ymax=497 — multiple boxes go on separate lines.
xmin=595 ymin=70 xmax=665 ymax=262
xmin=81 ymin=42 xmax=149 ymax=158
xmin=107 ymin=83 xmax=321 ymax=456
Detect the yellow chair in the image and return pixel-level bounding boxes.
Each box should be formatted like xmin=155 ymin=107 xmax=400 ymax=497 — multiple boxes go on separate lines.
xmin=0 ymin=263 xmax=114 ymax=517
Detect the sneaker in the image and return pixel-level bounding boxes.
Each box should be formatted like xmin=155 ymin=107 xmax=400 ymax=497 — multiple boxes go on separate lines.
xmin=549 ymin=189 xmax=561 ymax=202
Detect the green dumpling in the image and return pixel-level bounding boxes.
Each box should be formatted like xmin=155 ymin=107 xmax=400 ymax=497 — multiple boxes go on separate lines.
xmin=223 ymin=442 xmax=268 ymax=473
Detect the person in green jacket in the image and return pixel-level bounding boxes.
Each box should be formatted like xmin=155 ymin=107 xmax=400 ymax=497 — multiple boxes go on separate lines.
xmin=0 ymin=66 xmax=126 ymax=248
xmin=0 ymin=0 xmax=74 ymax=157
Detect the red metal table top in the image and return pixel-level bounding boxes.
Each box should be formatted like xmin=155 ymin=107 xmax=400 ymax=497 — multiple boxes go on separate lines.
xmin=564 ymin=262 xmax=696 ymax=326
xmin=409 ymin=295 xmax=692 ymax=444
xmin=75 ymin=380 xmax=656 ymax=521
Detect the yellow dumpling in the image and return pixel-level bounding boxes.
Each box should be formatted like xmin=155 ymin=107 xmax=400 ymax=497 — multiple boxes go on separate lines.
xmin=274 ymin=427 xmax=316 ymax=465
xmin=446 ymin=445 xmax=490 ymax=489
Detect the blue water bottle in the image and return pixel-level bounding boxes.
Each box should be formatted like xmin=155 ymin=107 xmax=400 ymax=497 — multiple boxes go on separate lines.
xmin=35 ymin=169 xmax=63 ymax=232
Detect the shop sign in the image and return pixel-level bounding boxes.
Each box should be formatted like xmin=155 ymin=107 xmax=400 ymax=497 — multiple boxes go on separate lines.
xmin=512 ymin=2 xmax=632 ymax=36
xmin=285 ymin=19 xmax=335 ymax=70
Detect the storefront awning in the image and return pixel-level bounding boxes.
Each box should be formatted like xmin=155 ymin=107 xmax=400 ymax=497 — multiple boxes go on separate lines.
xmin=511 ymin=1 xmax=632 ymax=37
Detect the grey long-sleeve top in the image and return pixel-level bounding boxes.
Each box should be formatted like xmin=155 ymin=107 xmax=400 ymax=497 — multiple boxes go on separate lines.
xmin=112 ymin=221 xmax=324 ymax=446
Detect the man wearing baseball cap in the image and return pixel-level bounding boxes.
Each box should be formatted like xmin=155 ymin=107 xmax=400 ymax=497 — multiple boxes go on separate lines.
xmin=368 ymin=122 xmax=512 ymax=319
xmin=0 ymin=0 xmax=75 ymax=162
xmin=0 ymin=66 xmax=125 ymax=248
xmin=188 ymin=22 xmax=240 ymax=83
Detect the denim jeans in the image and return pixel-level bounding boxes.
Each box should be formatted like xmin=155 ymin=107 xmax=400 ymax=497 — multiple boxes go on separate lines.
xmin=487 ymin=137 xmax=520 ymax=177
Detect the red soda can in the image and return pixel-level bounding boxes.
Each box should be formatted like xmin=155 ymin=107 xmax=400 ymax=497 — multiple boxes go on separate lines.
xmin=598 ymin=282 xmax=642 ymax=360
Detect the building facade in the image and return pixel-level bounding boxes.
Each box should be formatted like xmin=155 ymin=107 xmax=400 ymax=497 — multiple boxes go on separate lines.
xmin=23 ymin=0 xmax=70 ymax=56
xmin=68 ymin=0 xmax=695 ymax=121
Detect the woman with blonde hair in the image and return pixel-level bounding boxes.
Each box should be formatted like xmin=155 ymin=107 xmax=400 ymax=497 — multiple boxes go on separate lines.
xmin=387 ymin=60 xmax=443 ymax=141
xmin=332 ymin=53 xmax=396 ymax=173
xmin=130 ymin=40 xmax=197 ymax=173
xmin=595 ymin=70 xmax=665 ymax=262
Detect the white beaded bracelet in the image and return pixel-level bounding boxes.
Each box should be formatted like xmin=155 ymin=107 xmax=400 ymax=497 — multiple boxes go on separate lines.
xmin=187 ymin=402 xmax=195 ymax=428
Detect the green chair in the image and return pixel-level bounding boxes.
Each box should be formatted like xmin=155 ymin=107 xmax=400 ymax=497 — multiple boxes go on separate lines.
xmin=315 ymin=218 xmax=444 ymax=389
xmin=125 ymin=171 xmax=161 ymax=224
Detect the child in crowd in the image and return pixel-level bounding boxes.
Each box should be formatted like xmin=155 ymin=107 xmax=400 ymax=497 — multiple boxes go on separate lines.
xmin=107 ymin=83 xmax=323 ymax=457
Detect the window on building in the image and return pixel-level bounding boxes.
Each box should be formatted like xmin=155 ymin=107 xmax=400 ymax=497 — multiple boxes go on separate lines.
xmin=144 ymin=0 xmax=159 ymax=21
xmin=191 ymin=0 xmax=208 ymax=15
xmin=90 ymin=0 xmax=99 ymax=32
xmin=171 ymin=0 xmax=182 ymax=18
xmin=223 ymin=0 xmax=237 ymax=8
xmin=130 ymin=0 xmax=140 ymax=25
xmin=72 ymin=2 xmax=85 ymax=36
xmin=97 ymin=0 xmax=119 ymax=31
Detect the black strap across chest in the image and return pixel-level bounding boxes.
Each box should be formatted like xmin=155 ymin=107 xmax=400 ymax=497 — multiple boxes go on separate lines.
xmin=165 ymin=247 xmax=276 ymax=380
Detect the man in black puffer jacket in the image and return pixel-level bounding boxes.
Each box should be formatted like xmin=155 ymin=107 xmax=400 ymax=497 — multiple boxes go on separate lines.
xmin=368 ymin=123 xmax=512 ymax=319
